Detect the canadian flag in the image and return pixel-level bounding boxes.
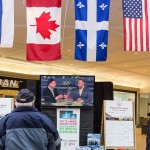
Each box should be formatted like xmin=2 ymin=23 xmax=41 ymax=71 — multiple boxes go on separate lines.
xmin=26 ymin=0 xmax=61 ymax=61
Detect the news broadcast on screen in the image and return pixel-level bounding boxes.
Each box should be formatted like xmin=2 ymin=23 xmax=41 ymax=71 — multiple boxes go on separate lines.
xmin=40 ymin=75 xmax=95 ymax=107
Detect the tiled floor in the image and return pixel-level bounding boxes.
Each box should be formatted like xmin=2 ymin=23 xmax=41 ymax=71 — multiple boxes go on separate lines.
xmin=136 ymin=128 xmax=146 ymax=150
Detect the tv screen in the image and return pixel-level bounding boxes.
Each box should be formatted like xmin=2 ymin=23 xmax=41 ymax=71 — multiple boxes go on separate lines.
xmin=40 ymin=75 xmax=95 ymax=107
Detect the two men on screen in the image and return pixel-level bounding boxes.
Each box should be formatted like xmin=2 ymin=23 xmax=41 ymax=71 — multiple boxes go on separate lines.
xmin=70 ymin=79 xmax=93 ymax=104
xmin=43 ymin=78 xmax=93 ymax=105
xmin=43 ymin=79 xmax=63 ymax=103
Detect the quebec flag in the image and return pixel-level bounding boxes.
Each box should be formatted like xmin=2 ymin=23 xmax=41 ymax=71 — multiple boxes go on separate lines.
xmin=0 ymin=0 xmax=14 ymax=48
xmin=74 ymin=0 xmax=110 ymax=61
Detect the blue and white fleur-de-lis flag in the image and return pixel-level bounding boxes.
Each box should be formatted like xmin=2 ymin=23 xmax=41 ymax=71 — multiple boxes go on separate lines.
xmin=74 ymin=0 xmax=110 ymax=61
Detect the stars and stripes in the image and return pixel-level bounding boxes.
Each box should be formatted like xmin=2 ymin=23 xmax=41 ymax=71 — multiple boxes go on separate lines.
xmin=123 ymin=0 xmax=150 ymax=51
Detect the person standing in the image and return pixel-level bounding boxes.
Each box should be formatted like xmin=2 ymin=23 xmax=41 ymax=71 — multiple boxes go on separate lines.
xmin=147 ymin=113 xmax=150 ymax=150
xmin=0 ymin=89 xmax=61 ymax=150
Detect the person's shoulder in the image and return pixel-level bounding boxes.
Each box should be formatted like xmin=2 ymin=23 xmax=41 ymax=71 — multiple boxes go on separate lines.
xmin=43 ymin=87 xmax=50 ymax=93
xmin=43 ymin=87 xmax=49 ymax=91
xmin=0 ymin=113 xmax=12 ymax=130
xmin=0 ymin=114 xmax=9 ymax=123
xmin=36 ymin=112 xmax=57 ymax=131
xmin=84 ymin=86 xmax=90 ymax=91
xmin=36 ymin=112 xmax=53 ymax=123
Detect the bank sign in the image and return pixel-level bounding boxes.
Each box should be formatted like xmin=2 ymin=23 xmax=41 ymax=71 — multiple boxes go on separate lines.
xmin=0 ymin=79 xmax=19 ymax=88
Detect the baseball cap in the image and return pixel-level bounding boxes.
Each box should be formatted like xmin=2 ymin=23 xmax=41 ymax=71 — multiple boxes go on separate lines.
xmin=16 ymin=89 xmax=35 ymax=103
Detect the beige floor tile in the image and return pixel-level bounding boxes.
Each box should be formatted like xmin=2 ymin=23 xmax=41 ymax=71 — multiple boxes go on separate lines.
xmin=136 ymin=128 xmax=146 ymax=150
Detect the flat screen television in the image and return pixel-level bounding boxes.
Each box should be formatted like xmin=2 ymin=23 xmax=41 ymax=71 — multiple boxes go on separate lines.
xmin=40 ymin=75 xmax=95 ymax=107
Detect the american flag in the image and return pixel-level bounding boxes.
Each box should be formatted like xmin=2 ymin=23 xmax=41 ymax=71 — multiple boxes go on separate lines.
xmin=123 ymin=0 xmax=150 ymax=51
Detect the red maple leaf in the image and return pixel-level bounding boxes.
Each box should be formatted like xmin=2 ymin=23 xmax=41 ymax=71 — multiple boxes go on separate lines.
xmin=30 ymin=12 xmax=59 ymax=40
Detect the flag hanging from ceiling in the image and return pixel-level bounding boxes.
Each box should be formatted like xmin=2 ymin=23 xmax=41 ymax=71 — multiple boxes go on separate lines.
xmin=123 ymin=0 xmax=150 ymax=51
xmin=0 ymin=0 xmax=14 ymax=48
xmin=26 ymin=0 xmax=62 ymax=61
xmin=74 ymin=0 xmax=110 ymax=61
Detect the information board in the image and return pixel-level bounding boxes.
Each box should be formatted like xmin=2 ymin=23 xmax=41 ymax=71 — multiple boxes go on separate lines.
xmin=0 ymin=98 xmax=13 ymax=119
xmin=104 ymin=100 xmax=135 ymax=149
xmin=57 ymin=108 xmax=80 ymax=150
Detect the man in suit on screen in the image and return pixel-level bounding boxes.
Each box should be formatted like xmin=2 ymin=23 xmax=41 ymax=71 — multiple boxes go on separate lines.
xmin=70 ymin=79 xmax=93 ymax=104
xmin=43 ymin=79 xmax=63 ymax=104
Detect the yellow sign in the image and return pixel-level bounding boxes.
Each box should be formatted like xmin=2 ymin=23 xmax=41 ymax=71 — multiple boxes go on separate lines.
xmin=0 ymin=79 xmax=19 ymax=88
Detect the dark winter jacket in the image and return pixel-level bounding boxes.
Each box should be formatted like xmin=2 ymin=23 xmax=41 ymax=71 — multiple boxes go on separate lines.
xmin=0 ymin=106 xmax=61 ymax=150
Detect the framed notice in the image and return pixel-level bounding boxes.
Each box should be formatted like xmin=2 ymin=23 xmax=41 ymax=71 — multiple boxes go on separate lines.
xmin=104 ymin=100 xmax=135 ymax=149
xmin=0 ymin=98 xmax=13 ymax=119
xmin=57 ymin=108 xmax=80 ymax=150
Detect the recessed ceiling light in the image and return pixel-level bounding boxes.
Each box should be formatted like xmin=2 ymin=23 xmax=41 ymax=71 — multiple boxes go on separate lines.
xmin=125 ymin=64 xmax=128 ymax=67
xmin=67 ymin=50 xmax=71 ymax=52
xmin=135 ymin=52 xmax=138 ymax=55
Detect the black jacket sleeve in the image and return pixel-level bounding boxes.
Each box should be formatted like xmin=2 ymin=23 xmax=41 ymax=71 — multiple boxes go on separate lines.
xmin=47 ymin=132 xmax=61 ymax=150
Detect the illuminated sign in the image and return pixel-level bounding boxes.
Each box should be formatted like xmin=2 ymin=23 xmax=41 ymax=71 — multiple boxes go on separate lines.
xmin=0 ymin=79 xmax=19 ymax=88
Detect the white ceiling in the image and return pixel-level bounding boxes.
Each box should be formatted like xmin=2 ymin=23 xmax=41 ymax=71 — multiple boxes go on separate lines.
xmin=0 ymin=0 xmax=150 ymax=92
